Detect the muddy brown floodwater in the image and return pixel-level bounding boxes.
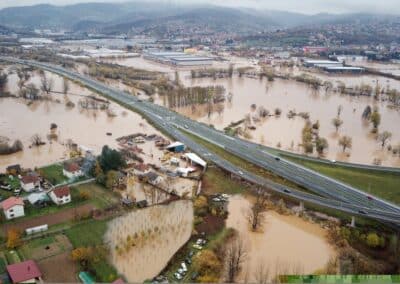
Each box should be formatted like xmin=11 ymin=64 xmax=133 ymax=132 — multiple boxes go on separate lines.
xmin=0 ymin=67 xmax=163 ymax=171
xmin=155 ymin=72 xmax=400 ymax=166
xmin=104 ymin=200 xmax=193 ymax=282
xmin=226 ymin=195 xmax=335 ymax=281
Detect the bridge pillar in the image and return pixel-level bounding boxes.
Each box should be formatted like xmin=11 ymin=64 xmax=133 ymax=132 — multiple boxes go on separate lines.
xmin=350 ymin=216 xmax=356 ymax=227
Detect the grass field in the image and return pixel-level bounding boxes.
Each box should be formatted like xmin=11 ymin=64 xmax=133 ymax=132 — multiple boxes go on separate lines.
xmin=0 ymin=252 xmax=7 ymax=274
xmin=65 ymin=219 xmax=118 ymax=282
xmin=285 ymin=156 xmax=400 ymax=205
xmin=39 ymin=164 xmax=68 ymax=185
xmin=4 ymin=250 xmax=21 ymax=264
xmin=72 ymin=183 xmax=120 ymax=209
xmin=65 ymin=219 xmax=109 ymax=247
xmin=202 ymin=167 xmax=244 ymax=195
xmin=183 ymin=131 xmax=304 ymax=190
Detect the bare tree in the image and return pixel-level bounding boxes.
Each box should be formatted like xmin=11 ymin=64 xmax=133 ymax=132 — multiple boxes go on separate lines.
xmin=225 ymin=236 xmax=248 ymax=283
xmin=62 ymin=78 xmax=70 ymax=94
xmin=332 ymin=117 xmax=343 ymax=132
xmin=31 ymin=134 xmax=43 ymax=146
xmin=338 ymin=135 xmax=352 ymax=153
xmin=247 ymin=189 xmax=269 ymax=231
xmin=40 ymin=73 xmax=53 ymax=94
xmin=377 ymin=131 xmax=392 ymax=149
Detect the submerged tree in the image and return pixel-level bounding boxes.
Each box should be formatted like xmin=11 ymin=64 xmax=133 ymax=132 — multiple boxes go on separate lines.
xmin=31 ymin=134 xmax=44 ymax=147
xmin=0 ymin=71 xmax=8 ymax=92
xmin=62 ymin=77 xmax=70 ymax=94
xmin=316 ymin=137 xmax=329 ymax=155
xmin=332 ymin=117 xmax=343 ymax=132
xmin=40 ymin=73 xmax=54 ymax=94
xmin=225 ymin=237 xmax=248 ymax=283
xmin=370 ymin=109 xmax=381 ymax=133
xmin=247 ymin=189 xmax=269 ymax=231
xmin=377 ymin=131 xmax=392 ymax=149
xmin=338 ymin=135 xmax=352 ymax=153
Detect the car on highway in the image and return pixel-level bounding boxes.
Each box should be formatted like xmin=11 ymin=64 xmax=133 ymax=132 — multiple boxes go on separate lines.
xmin=184 ymin=124 xmax=189 ymax=129
xmin=283 ymin=189 xmax=291 ymax=194
xmin=238 ymin=170 xmax=244 ymax=175
xmin=358 ymin=210 xmax=368 ymax=215
xmin=367 ymin=195 xmax=374 ymax=201
xmin=330 ymin=159 xmax=336 ymax=163
xmin=275 ymin=156 xmax=280 ymax=161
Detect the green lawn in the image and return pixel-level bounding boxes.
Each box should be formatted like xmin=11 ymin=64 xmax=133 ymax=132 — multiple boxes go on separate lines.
xmin=39 ymin=164 xmax=68 ymax=185
xmin=285 ymin=156 xmax=400 ymax=205
xmin=65 ymin=219 xmax=118 ymax=282
xmin=72 ymin=183 xmax=120 ymax=209
xmin=183 ymin=131 xmax=304 ymax=191
xmin=202 ymin=167 xmax=244 ymax=195
xmin=0 ymin=252 xmax=7 ymax=274
xmin=65 ymin=219 xmax=109 ymax=247
xmin=4 ymin=250 xmax=21 ymax=264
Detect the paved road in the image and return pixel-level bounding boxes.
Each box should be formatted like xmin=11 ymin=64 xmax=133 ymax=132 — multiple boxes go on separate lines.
xmin=3 ymin=57 xmax=400 ymax=226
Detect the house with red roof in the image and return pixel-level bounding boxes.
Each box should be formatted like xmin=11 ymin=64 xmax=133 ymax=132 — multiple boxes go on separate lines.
xmin=63 ymin=162 xmax=83 ymax=179
xmin=6 ymin=260 xmax=42 ymax=283
xmin=49 ymin=186 xmax=71 ymax=205
xmin=1 ymin=196 xmax=25 ymax=220
xmin=20 ymin=175 xmax=40 ymax=192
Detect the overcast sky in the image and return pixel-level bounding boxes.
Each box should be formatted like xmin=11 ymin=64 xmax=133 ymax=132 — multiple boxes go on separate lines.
xmin=0 ymin=0 xmax=399 ymax=15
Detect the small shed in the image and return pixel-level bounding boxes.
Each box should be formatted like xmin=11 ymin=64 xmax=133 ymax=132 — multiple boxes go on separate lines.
xmin=166 ymin=141 xmax=185 ymax=153
xmin=79 ymin=272 xmax=95 ymax=284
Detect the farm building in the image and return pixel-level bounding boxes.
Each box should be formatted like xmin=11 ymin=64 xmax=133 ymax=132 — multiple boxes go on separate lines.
xmin=166 ymin=142 xmax=185 ymax=153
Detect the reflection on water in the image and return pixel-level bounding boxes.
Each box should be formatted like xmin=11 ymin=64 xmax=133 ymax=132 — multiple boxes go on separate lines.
xmin=105 ymin=200 xmax=193 ymax=282
xmin=226 ymin=195 xmax=335 ymax=281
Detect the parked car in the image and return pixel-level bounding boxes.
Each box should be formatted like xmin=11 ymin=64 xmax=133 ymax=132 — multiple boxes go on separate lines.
xmin=185 ymin=257 xmax=192 ymax=265
xmin=188 ymin=251 xmax=194 ymax=258
xmin=193 ymin=244 xmax=203 ymax=250
xmin=181 ymin=262 xmax=187 ymax=272
xmin=177 ymin=268 xmax=186 ymax=276
xmin=174 ymin=272 xmax=182 ymax=280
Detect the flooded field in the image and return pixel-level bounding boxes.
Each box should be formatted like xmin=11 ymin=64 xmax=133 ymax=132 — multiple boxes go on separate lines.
xmin=99 ymin=56 xmax=400 ymax=166
xmin=104 ymin=200 xmax=193 ymax=282
xmin=226 ymin=195 xmax=335 ymax=280
xmin=156 ymin=74 xmax=400 ymax=166
xmin=0 ymin=67 xmax=162 ymax=171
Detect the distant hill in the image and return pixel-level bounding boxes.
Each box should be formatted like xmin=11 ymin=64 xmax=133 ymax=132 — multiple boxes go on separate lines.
xmin=0 ymin=2 xmax=398 ymax=34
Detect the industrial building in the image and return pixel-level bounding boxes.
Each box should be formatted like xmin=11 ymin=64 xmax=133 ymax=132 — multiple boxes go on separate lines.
xmin=143 ymin=51 xmax=213 ymax=66
xmin=303 ymin=59 xmax=365 ymax=73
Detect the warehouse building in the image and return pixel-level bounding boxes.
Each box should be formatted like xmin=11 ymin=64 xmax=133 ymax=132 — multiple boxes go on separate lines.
xmin=143 ymin=51 xmax=213 ymax=66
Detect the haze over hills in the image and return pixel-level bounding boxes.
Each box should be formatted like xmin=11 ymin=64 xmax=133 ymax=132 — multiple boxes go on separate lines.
xmin=0 ymin=1 xmax=399 ymax=34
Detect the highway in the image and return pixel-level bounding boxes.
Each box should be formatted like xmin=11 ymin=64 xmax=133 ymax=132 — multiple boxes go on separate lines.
xmin=3 ymin=57 xmax=400 ymax=226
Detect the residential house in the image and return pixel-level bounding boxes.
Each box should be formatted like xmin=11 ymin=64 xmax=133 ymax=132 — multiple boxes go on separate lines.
xmin=6 ymin=260 xmax=42 ymax=284
xmin=143 ymin=172 xmax=164 ymax=186
xmin=1 ymin=196 xmax=25 ymax=219
xmin=63 ymin=162 xmax=83 ymax=179
xmin=20 ymin=175 xmax=40 ymax=192
xmin=49 ymin=186 xmax=71 ymax=205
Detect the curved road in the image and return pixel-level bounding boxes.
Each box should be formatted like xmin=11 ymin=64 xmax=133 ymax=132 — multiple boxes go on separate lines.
xmin=3 ymin=57 xmax=400 ymax=226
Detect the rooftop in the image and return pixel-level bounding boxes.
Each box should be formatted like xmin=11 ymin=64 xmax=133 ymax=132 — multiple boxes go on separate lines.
xmin=7 ymin=260 xmax=42 ymax=283
xmin=52 ymin=186 xmax=70 ymax=198
xmin=1 ymin=196 xmax=24 ymax=211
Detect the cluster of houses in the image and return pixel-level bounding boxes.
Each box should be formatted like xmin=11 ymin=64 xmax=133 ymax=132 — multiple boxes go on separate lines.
xmin=0 ymin=162 xmax=82 ymax=220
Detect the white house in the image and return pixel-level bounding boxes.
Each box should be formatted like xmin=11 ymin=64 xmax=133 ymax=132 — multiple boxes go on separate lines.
xmin=20 ymin=175 xmax=40 ymax=192
xmin=49 ymin=186 xmax=71 ymax=205
xmin=63 ymin=163 xmax=83 ymax=179
xmin=1 ymin=197 xmax=25 ymax=220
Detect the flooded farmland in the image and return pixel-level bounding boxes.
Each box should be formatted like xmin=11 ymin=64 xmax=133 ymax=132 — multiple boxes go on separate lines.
xmin=0 ymin=67 xmax=162 ymax=171
xmin=226 ymin=195 xmax=335 ymax=281
xmin=99 ymin=56 xmax=400 ymax=166
xmin=104 ymin=200 xmax=193 ymax=282
xmin=157 ymin=73 xmax=400 ymax=166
